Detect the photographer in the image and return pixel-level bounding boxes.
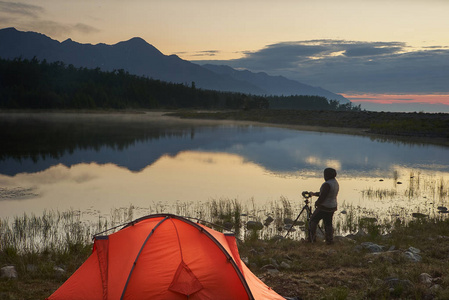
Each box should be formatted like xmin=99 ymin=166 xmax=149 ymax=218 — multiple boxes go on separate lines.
xmin=309 ymin=168 xmax=339 ymax=244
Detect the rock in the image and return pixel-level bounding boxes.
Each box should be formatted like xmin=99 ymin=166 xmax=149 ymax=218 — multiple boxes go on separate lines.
xmin=1 ymin=266 xmax=18 ymax=279
xmin=430 ymin=284 xmax=442 ymax=294
xmin=296 ymin=221 xmax=305 ymax=226
xmin=241 ymin=256 xmax=249 ymax=265
xmin=384 ymin=277 xmax=413 ymax=290
xmin=412 ymin=213 xmax=428 ymax=218
xmin=223 ymin=222 xmax=233 ymax=230
xmin=261 ymin=264 xmax=279 ymax=274
xmin=361 ymin=242 xmax=384 ymax=253
xmin=267 ymin=268 xmax=280 ymax=274
xmin=264 ymin=216 xmax=274 ymax=226
xmin=246 ymin=221 xmax=263 ymax=230
xmin=54 ymin=266 xmax=66 ymax=277
xmin=280 ymin=261 xmax=291 ymax=269
xmin=404 ymin=248 xmax=422 ymax=262
xmin=355 ymin=229 xmax=367 ymax=237
xmin=366 ymin=252 xmax=397 ymax=264
xmin=419 ymin=273 xmax=433 ymax=286
xmin=271 ymin=235 xmax=284 ymax=241
xmin=408 ymin=246 xmax=421 ymax=254
xmin=284 ymin=218 xmax=294 ymax=225
xmin=261 ymin=264 xmax=277 ymax=270
xmin=270 ymin=258 xmax=279 ymax=268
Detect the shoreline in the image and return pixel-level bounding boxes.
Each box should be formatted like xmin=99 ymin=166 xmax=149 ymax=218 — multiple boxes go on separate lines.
xmin=164 ymin=110 xmax=449 ymax=147
xmin=2 ymin=109 xmax=449 ymax=147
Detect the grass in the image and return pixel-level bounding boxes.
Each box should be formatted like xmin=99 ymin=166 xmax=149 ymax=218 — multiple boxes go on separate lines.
xmin=1 ymin=199 xmax=449 ymax=299
xmin=239 ymin=217 xmax=449 ymax=299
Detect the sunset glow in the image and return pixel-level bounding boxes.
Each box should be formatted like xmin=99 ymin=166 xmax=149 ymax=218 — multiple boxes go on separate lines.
xmin=343 ymin=94 xmax=449 ymax=105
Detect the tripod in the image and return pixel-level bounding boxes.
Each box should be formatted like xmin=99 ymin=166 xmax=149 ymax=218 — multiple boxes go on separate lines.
xmin=284 ymin=191 xmax=322 ymax=239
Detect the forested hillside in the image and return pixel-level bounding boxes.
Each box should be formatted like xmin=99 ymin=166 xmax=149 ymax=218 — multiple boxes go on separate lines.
xmin=0 ymin=57 xmax=360 ymax=111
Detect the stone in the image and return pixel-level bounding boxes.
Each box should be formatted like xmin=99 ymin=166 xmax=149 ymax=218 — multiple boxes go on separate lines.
xmin=264 ymin=216 xmax=274 ymax=225
xmin=418 ymin=273 xmax=433 ymax=286
xmin=246 ymin=221 xmax=263 ymax=230
xmin=280 ymin=261 xmax=291 ymax=269
xmin=412 ymin=213 xmax=428 ymax=218
xmin=384 ymin=277 xmax=413 ymax=290
xmin=430 ymin=284 xmax=442 ymax=294
xmin=408 ymin=246 xmax=421 ymax=254
xmin=261 ymin=264 xmax=277 ymax=270
xmin=404 ymin=250 xmax=422 ymax=262
xmin=223 ymin=222 xmax=233 ymax=230
xmin=261 ymin=264 xmax=279 ymax=274
xmin=355 ymin=229 xmax=367 ymax=237
xmin=267 ymin=268 xmax=280 ymax=274
xmin=54 ymin=266 xmax=66 ymax=277
xmin=271 ymin=235 xmax=284 ymax=241
xmin=284 ymin=218 xmax=294 ymax=224
xmin=1 ymin=266 xmax=18 ymax=279
xmin=361 ymin=242 xmax=384 ymax=253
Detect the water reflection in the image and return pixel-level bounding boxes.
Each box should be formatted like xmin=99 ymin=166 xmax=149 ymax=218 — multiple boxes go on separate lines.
xmin=2 ymin=113 xmax=449 ymax=177
xmin=1 ymin=113 xmax=449 ymax=233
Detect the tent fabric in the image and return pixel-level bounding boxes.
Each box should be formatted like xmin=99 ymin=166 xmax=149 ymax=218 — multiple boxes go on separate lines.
xmin=47 ymin=214 xmax=285 ymax=300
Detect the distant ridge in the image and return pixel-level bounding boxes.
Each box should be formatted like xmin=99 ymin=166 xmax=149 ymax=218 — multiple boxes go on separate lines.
xmin=0 ymin=27 xmax=348 ymax=103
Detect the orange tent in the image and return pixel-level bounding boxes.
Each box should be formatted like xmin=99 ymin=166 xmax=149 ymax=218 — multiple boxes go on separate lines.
xmin=47 ymin=214 xmax=285 ymax=300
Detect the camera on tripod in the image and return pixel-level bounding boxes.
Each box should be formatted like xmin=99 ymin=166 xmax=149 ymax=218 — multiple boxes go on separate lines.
xmin=301 ymin=191 xmax=313 ymax=199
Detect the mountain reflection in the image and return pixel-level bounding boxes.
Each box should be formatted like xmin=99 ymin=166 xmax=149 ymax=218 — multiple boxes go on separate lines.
xmin=1 ymin=112 xmax=449 ymax=177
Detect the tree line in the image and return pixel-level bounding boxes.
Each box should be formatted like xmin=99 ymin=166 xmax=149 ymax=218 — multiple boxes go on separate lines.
xmin=0 ymin=57 xmax=360 ymax=111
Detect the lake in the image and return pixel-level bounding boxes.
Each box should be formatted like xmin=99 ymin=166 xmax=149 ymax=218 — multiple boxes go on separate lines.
xmin=1 ymin=112 xmax=448 ymax=239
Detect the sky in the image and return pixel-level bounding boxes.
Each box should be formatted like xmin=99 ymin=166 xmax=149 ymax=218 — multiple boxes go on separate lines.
xmin=1 ymin=0 xmax=449 ymax=112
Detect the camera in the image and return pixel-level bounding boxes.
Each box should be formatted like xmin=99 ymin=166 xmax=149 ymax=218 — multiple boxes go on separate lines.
xmin=302 ymin=191 xmax=313 ymax=198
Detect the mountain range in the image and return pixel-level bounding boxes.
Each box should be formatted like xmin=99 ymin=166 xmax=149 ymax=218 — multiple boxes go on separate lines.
xmin=0 ymin=27 xmax=348 ymax=103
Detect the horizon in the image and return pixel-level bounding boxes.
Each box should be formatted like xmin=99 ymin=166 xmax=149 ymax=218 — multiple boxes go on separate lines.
xmin=1 ymin=0 xmax=449 ymax=113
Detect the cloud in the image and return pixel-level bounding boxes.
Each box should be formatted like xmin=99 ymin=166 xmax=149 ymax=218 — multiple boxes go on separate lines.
xmin=73 ymin=23 xmax=100 ymax=34
xmin=0 ymin=1 xmax=99 ymax=38
xmin=192 ymin=50 xmax=221 ymax=57
xmin=0 ymin=1 xmax=44 ymax=18
xmin=23 ymin=20 xmax=99 ymax=37
xmin=195 ymin=40 xmax=449 ymax=94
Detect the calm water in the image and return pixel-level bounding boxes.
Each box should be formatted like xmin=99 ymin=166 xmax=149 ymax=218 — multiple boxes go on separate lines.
xmin=1 ymin=112 xmax=448 ymax=235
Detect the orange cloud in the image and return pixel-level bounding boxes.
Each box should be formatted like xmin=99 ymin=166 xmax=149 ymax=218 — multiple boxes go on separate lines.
xmin=342 ymin=93 xmax=449 ymax=105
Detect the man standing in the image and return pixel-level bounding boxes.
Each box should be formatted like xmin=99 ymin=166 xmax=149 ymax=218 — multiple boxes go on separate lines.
xmin=309 ymin=168 xmax=339 ymax=244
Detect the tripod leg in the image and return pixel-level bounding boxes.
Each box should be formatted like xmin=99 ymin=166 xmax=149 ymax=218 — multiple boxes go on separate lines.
xmin=284 ymin=205 xmax=307 ymax=238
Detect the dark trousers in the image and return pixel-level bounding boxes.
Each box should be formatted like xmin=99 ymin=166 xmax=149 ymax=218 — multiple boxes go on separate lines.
xmin=308 ymin=207 xmax=334 ymax=243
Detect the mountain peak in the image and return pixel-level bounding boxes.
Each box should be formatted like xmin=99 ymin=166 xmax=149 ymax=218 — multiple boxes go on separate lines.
xmin=0 ymin=28 xmax=348 ymax=102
